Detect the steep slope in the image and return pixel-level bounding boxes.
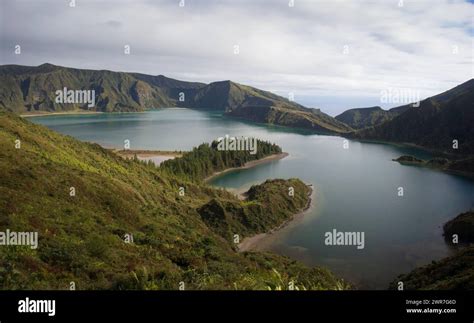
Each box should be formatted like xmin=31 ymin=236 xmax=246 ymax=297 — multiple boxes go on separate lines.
xmin=335 ymin=106 xmax=399 ymax=129
xmin=389 ymin=209 xmax=474 ymax=290
xmin=0 ymin=111 xmax=347 ymax=290
xmin=189 ymin=80 xmax=305 ymax=112
xmin=228 ymin=104 xmax=352 ymax=134
xmin=389 ymin=247 xmax=474 ymax=290
xmin=0 ymin=64 xmax=193 ymax=113
xmin=353 ymin=79 xmax=474 ymax=155
xmin=160 ymin=139 xmax=282 ymax=182
xmin=443 ymin=211 xmax=474 ymax=244
xmin=130 ymin=73 xmax=205 ymax=106
xmin=209 ymin=81 xmax=352 ymax=134
xmin=0 ymin=64 xmax=351 ymax=134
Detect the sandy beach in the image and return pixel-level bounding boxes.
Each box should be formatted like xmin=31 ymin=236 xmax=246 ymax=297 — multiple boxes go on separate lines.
xmin=238 ymin=183 xmax=315 ymax=252
xmin=204 ymin=152 xmax=289 ymax=183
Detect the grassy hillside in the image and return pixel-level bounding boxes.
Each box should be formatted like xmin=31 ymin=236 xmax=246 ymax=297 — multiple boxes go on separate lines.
xmin=0 ymin=63 xmax=199 ymax=113
xmin=190 ymin=80 xmax=303 ymax=112
xmin=227 ymin=104 xmax=352 ymax=134
xmin=443 ymin=211 xmax=474 ymax=244
xmin=389 ymin=210 xmax=474 ymax=290
xmin=0 ymin=112 xmax=347 ymax=290
xmin=198 ymin=179 xmax=310 ymax=242
xmin=353 ymin=79 xmax=474 ymax=155
xmin=389 ymin=247 xmax=474 ymax=290
xmin=335 ymin=106 xmax=400 ymax=129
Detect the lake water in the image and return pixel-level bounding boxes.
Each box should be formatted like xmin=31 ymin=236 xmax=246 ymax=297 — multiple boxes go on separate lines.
xmin=29 ymin=108 xmax=474 ymax=289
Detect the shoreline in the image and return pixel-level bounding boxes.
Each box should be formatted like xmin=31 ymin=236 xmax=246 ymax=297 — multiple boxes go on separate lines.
xmin=204 ymin=152 xmax=289 ymax=183
xmin=20 ymin=107 xmax=189 ymax=118
xmin=393 ymin=157 xmax=474 ymax=180
xmin=21 ymin=110 xmax=105 ymax=117
xmin=348 ymin=137 xmax=466 ymax=159
xmin=237 ymin=183 xmax=315 ymax=252
xmin=113 ymin=149 xmax=183 ymax=159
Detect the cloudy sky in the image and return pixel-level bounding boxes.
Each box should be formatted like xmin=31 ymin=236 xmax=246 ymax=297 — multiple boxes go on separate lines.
xmin=1 ymin=0 xmax=473 ymax=115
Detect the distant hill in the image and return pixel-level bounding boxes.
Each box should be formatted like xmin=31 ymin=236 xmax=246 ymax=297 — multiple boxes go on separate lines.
xmin=0 ymin=63 xmax=351 ymax=134
xmin=335 ymin=106 xmax=406 ymax=129
xmin=228 ymin=104 xmax=352 ymax=134
xmin=352 ymin=79 xmax=474 ymax=156
xmin=0 ymin=63 xmax=199 ymax=113
xmin=389 ymin=246 xmax=474 ymax=290
xmin=212 ymin=80 xmax=351 ymax=133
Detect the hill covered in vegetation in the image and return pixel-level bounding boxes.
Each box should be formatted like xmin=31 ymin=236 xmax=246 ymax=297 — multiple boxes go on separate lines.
xmin=393 ymin=155 xmax=474 ymax=179
xmin=389 ymin=210 xmax=474 ymax=290
xmin=443 ymin=211 xmax=474 ymax=244
xmin=351 ymin=79 xmax=474 ymax=156
xmin=0 ymin=63 xmax=201 ymax=113
xmin=198 ymin=179 xmax=310 ymax=242
xmin=0 ymin=63 xmax=352 ymax=134
xmin=0 ymin=112 xmax=347 ymax=290
xmin=389 ymin=247 xmax=474 ymax=290
xmin=335 ymin=106 xmax=407 ymax=129
xmin=227 ymin=104 xmax=352 ymax=134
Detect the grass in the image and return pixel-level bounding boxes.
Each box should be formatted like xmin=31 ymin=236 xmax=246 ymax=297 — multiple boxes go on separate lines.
xmin=0 ymin=111 xmax=349 ymax=290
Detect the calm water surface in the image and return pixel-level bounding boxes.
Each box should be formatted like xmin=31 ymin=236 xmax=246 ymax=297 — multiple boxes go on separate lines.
xmin=29 ymin=109 xmax=474 ymax=289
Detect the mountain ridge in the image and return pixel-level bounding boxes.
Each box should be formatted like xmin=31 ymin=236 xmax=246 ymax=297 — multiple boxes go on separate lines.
xmin=351 ymin=79 xmax=474 ymax=156
xmin=0 ymin=63 xmax=351 ymax=134
xmin=335 ymin=106 xmax=398 ymax=129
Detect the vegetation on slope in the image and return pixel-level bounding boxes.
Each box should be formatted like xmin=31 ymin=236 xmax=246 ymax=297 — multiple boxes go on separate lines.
xmin=0 ymin=63 xmax=200 ymax=113
xmin=352 ymin=79 xmax=474 ymax=155
xmin=198 ymin=179 xmax=310 ymax=241
xmin=389 ymin=247 xmax=474 ymax=290
xmin=393 ymin=155 xmax=474 ymax=178
xmin=0 ymin=112 xmax=347 ymax=290
xmin=188 ymin=80 xmax=352 ymax=133
xmin=335 ymin=106 xmax=405 ymax=129
xmin=227 ymin=104 xmax=352 ymax=134
xmin=1 ymin=64 xmax=352 ymax=134
xmin=389 ymin=210 xmax=474 ymax=290
xmin=443 ymin=211 xmax=474 ymax=244
xmin=160 ymin=139 xmax=282 ymax=182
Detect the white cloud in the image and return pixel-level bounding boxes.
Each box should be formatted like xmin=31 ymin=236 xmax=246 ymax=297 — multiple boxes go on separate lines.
xmin=1 ymin=0 xmax=472 ymax=115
